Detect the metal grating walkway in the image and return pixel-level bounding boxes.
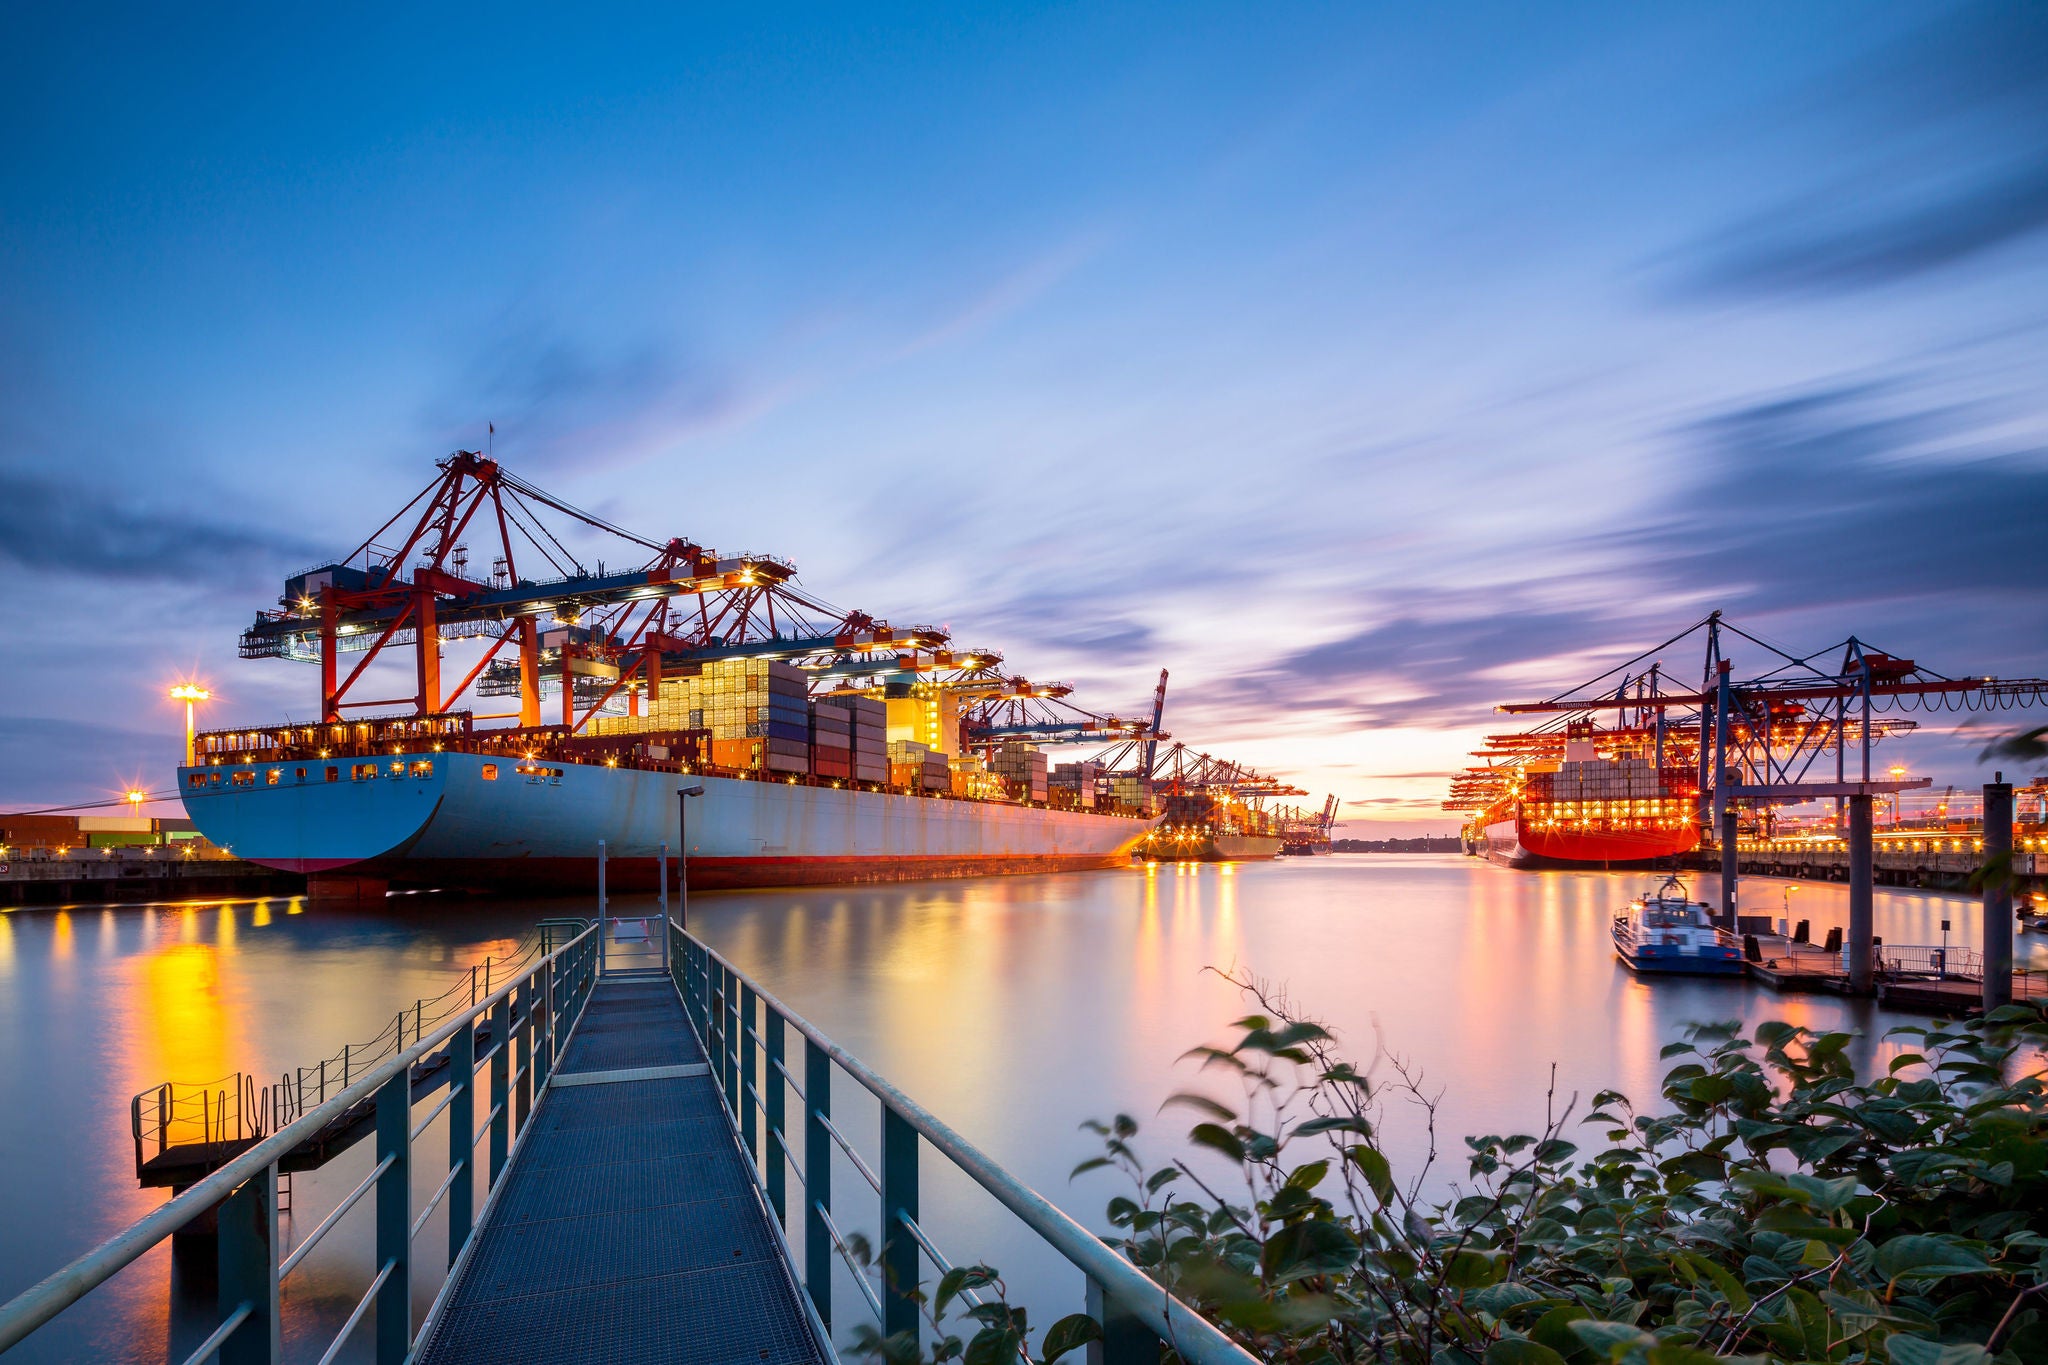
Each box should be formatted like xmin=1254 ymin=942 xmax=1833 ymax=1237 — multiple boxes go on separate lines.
xmin=418 ymin=976 xmax=825 ymax=1365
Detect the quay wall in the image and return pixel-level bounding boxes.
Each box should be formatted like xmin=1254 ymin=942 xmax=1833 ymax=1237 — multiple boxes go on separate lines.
xmin=0 ymin=847 xmax=303 ymax=906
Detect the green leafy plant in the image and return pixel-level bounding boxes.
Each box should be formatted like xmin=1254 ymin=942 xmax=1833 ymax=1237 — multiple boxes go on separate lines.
xmin=846 ymin=1243 xmax=1104 ymax=1365
xmin=1076 ymin=977 xmax=2048 ymax=1364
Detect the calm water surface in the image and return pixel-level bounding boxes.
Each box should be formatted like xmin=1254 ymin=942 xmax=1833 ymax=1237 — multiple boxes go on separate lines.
xmin=2 ymin=856 xmax=2036 ymax=1362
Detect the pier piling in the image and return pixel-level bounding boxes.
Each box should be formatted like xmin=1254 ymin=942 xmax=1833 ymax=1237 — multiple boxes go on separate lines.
xmin=1984 ymin=777 xmax=2014 ymax=1012
xmin=1719 ymin=808 xmax=1739 ymax=929
xmin=1848 ymin=794 xmax=1874 ymax=994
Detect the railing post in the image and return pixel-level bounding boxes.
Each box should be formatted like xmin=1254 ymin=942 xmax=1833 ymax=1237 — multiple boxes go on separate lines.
xmin=216 ymin=1162 xmax=280 ymax=1364
xmin=691 ymin=943 xmax=707 ymax=1035
xmin=514 ymin=980 xmax=533 ymax=1132
xmin=724 ymin=970 xmax=742 ymax=1114
xmin=804 ymin=1037 xmax=832 ymax=1329
xmin=882 ymin=1108 xmax=919 ymax=1340
xmin=1086 ymin=1278 xmax=1161 ymax=1365
xmin=374 ymin=1071 xmax=411 ymax=1365
xmin=536 ymin=958 xmax=556 ymax=1089
xmin=489 ymin=992 xmax=511 ymax=1186
xmin=740 ymin=984 xmax=759 ymax=1161
xmin=766 ymin=1010 xmax=787 ymax=1223
xmin=447 ymin=1016 xmax=475 ymax=1268
xmin=709 ymin=972 xmax=728 ymax=1108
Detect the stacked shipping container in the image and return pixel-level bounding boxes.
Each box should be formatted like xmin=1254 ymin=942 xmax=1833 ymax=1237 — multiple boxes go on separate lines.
xmin=888 ymin=740 xmax=952 ymax=791
xmin=1050 ymin=760 xmax=1102 ymax=809
xmin=991 ymin=743 xmax=1048 ymax=803
xmin=818 ymin=694 xmax=888 ymax=784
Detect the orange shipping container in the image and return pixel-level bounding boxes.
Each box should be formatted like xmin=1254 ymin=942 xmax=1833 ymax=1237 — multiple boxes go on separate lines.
xmin=712 ymin=738 xmax=764 ymax=770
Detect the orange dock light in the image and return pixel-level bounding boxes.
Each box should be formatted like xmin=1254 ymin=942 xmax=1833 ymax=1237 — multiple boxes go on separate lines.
xmin=169 ymin=684 xmax=211 ymax=765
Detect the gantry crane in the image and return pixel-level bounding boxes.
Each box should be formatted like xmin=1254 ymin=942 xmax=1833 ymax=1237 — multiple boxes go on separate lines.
xmin=238 ymin=453 xmax=1175 ymax=751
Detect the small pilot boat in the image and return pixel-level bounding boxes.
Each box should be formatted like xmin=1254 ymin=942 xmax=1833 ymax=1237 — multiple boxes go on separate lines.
xmin=1612 ymin=876 xmax=1745 ymax=975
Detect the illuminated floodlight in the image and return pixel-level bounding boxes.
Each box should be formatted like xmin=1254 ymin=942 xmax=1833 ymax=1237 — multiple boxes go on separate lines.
xmin=170 ymin=684 xmax=213 ymax=765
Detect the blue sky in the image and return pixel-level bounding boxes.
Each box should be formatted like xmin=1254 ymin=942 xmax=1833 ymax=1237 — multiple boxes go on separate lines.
xmin=3 ymin=3 xmax=2045 ymax=829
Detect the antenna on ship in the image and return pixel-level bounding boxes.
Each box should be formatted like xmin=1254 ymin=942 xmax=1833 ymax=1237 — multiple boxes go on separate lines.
xmin=488 ymin=421 xmax=494 ymax=457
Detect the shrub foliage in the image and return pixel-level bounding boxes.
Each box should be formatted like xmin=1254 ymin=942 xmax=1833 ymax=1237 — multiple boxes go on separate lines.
xmin=1074 ymin=989 xmax=2048 ymax=1365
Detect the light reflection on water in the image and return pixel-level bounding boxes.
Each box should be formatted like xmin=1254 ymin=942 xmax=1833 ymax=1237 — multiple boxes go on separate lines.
xmin=0 ymin=857 xmax=2037 ymax=1361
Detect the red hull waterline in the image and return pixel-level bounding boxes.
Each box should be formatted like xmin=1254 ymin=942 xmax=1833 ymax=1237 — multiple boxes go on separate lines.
xmin=1480 ymin=817 xmax=1699 ymax=870
xmin=299 ymin=851 xmax=1135 ymax=898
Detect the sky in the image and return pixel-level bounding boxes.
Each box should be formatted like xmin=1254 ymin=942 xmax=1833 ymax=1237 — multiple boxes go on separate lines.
xmin=2 ymin=2 xmax=2045 ymax=832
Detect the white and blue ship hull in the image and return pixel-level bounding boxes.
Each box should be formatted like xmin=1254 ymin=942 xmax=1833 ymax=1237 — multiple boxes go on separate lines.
xmin=179 ymin=752 xmax=1151 ymax=892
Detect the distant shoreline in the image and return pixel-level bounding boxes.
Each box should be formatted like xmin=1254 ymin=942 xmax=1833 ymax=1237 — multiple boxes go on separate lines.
xmin=1332 ymin=837 xmax=1463 ymax=854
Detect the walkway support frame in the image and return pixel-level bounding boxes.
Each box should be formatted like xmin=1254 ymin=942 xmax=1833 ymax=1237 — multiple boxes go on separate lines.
xmin=672 ymin=922 xmax=1260 ymax=1365
xmin=0 ymin=925 xmax=600 ymax=1361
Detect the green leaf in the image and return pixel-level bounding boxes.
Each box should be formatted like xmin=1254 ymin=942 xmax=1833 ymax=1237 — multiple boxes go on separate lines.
xmin=1260 ymin=1218 xmax=1359 ymax=1285
xmin=1874 ymin=1235 xmax=1993 ymax=1284
xmin=1069 ymin=1157 xmax=1112 ymax=1179
xmin=1284 ymin=1158 xmax=1330 ymax=1191
xmin=1485 ymin=1340 xmax=1568 ymax=1365
xmin=1346 ymin=1144 xmax=1395 ymax=1202
xmin=1188 ymin=1123 xmax=1245 ymax=1162
xmin=935 ymin=1265 xmax=999 ymax=1319
xmin=1679 ymin=1251 xmax=1750 ymax=1312
xmin=1784 ymin=1172 xmax=1859 ymax=1212
xmin=1293 ymin=1114 xmax=1374 ymax=1138
xmin=1160 ymin=1092 xmax=1236 ymax=1122
xmin=1687 ymin=1074 xmax=1734 ymax=1104
xmin=1566 ymin=1319 xmax=1655 ymax=1359
xmin=1885 ymin=1337 xmax=1993 ymax=1365
xmin=1529 ymin=1306 xmax=1590 ymax=1356
xmin=1036 ymin=1313 xmax=1102 ymax=1365
xmin=1445 ymin=1247 xmax=1505 ymax=1289
xmin=965 ymin=1327 xmax=1023 ymax=1365
xmin=1144 ymin=1167 xmax=1180 ymax=1195
xmin=1468 ymin=1282 xmax=1549 ymax=1316
xmin=1643 ymin=1347 xmax=1727 ymax=1365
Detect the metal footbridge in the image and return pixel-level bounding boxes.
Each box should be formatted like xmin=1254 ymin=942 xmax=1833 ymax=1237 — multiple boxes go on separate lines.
xmin=0 ymin=914 xmax=1255 ymax=1365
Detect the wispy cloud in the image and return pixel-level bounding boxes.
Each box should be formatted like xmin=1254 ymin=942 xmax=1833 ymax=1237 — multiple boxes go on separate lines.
xmin=1196 ymin=374 xmax=2048 ymax=736
xmin=0 ymin=470 xmax=314 ymax=583
xmin=891 ymin=229 xmax=1114 ymax=359
xmin=423 ymin=324 xmax=775 ymax=474
xmin=1676 ymin=4 xmax=2048 ymax=298
xmin=0 ymin=714 xmax=180 ymax=810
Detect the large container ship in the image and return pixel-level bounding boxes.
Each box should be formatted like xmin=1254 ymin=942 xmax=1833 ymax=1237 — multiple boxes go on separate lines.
xmin=176 ymin=454 xmax=1165 ymax=896
xmin=180 ymin=716 xmax=1149 ymax=892
xmin=1454 ymin=723 xmax=1701 ymax=870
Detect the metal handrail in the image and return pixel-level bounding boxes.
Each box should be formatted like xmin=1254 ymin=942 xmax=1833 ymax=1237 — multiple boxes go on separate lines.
xmin=673 ymin=922 xmax=1261 ymax=1365
xmin=0 ymin=921 xmax=599 ymax=1358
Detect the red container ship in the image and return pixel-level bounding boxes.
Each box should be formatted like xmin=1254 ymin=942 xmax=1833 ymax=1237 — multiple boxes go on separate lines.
xmin=1454 ymin=722 xmax=1701 ymax=870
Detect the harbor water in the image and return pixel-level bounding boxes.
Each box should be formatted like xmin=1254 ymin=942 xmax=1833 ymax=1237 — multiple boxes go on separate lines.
xmin=1 ymin=855 xmax=2038 ymax=1362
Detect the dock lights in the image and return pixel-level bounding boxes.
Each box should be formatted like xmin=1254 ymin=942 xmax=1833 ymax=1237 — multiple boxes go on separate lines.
xmin=170 ymin=684 xmax=211 ymax=763
xmin=125 ymin=789 xmax=145 ymax=811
